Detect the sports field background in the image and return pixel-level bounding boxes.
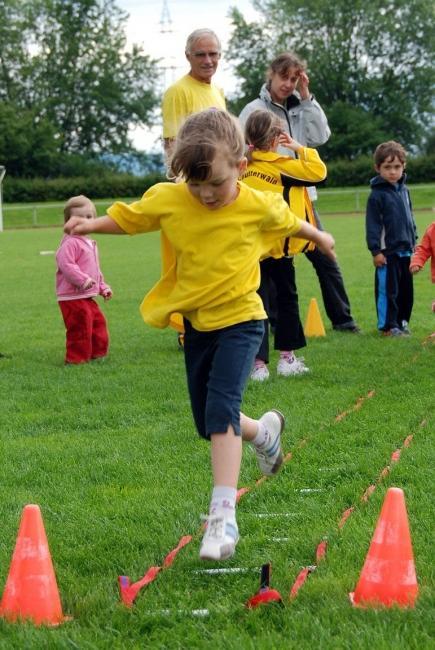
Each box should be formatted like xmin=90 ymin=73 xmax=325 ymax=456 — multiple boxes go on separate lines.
xmin=0 ymin=200 xmax=434 ymax=648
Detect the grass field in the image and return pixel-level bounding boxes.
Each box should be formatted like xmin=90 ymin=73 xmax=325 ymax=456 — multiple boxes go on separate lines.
xmin=0 ymin=210 xmax=434 ymax=649
xmin=2 ymin=183 xmax=435 ymax=229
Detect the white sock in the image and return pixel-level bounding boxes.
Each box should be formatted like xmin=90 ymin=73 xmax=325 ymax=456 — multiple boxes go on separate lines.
xmin=280 ymin=350 xmax=295 ymax=362
xmin=209 ymin=486 xmax=237 ymax=519
xmin=252 ymin=421 xmax=270 ymax=449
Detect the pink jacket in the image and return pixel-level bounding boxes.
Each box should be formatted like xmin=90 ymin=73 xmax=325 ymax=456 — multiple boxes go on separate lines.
xmin=411 ymin=222 xmax=435 ymax=283
xmin=56 ymin=234 xmax=111 ymax=301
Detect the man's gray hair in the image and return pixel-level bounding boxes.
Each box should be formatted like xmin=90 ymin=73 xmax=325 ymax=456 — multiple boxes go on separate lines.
xmin=185 ymin=29 xmax=221 ymax=55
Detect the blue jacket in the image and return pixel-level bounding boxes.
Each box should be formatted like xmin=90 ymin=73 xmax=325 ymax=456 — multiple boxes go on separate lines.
xmin=365 ymin=174 xmax=417 ymax=256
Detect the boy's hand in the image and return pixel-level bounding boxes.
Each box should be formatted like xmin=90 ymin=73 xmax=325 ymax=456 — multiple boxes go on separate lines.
xmin=64 ymin=216 xmax=92 ymax=235
xmin=373 ymin=253 xmax=386 ymax=267
xmin=409 ymin=264 xmax=421 ymax=274
xmin=102 ymin=289 xmax=113 ymax=301
xmin=316 ymin=231 xmax=336 ymax=261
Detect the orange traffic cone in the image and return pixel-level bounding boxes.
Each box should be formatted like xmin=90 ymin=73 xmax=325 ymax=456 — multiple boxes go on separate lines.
xmin=0 ymin=504 xmax=70 ymax=626
xmin=304 ymin=298 xmax=326 ymax=337
xmin=350 ymin=487 xmax=418 ymax=608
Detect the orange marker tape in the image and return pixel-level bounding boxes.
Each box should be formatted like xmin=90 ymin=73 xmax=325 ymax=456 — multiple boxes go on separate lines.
xmin=338 ymin=506 xmax=355 ymax=529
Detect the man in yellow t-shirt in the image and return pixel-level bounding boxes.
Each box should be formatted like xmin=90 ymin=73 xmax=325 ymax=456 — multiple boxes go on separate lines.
xmin=162 ymin=28 xmax=226 ymax=159
xmin=162 ymin=29 xmax=226 ymax=338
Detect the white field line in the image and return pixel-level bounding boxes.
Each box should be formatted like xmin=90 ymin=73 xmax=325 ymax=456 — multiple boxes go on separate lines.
xmin=142 ymin=608 xmax=210 ymax=617
xmin=245 ymin=513 xmax=299 ymax=518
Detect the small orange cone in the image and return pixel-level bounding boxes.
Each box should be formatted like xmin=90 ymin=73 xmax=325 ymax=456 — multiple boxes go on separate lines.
xmin=350 ymin=487 xmax=418 ymax=608
xmin=0 ymin=504 xmax=69 ymax=626
xmin=304 ymin=298 xmax=326 ymax=337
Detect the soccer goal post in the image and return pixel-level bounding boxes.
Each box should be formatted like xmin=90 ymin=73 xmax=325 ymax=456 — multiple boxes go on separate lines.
xmin=0 ymin=166 xmax=5 ymax=232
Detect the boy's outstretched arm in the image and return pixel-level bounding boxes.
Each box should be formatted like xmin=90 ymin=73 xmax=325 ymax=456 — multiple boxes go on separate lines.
xmin=64 ymin=216 xmax=126 ymax=236
xmin=296 ymin=220 xmax=336 ymax=261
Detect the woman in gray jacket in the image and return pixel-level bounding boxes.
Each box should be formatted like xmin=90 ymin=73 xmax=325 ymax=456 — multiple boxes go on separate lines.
xmin=239 ymin=52 xmax=359 ymax=333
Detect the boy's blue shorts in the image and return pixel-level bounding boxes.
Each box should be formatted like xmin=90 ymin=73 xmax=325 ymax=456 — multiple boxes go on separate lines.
xmin=183 ymin=319 xmax=264 ymax=440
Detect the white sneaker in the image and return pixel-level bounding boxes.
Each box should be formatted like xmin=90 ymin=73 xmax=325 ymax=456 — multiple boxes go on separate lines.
xmin=255 ymin=410 xmax=285 ymax=476
xmin=199 ymin=515 xmax=239 ymax=561
xmin=277 ymin=356 xmax=310 ymax=376
xmin=250 ymin=364 xmax=270 ymax=381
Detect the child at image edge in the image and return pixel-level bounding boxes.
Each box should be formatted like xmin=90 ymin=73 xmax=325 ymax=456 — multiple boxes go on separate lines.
xmin=56 ymin=195 xmax=112 ymax=363
xmin=241 ymin=109 xmax=327 ymax=380
xmin=365 ymin=141 xmax=417 ymax=336
xmin=64 ymin=109 xmax=335 ymax=561
xmin=410 ymin=221 xmax=435 ymax=313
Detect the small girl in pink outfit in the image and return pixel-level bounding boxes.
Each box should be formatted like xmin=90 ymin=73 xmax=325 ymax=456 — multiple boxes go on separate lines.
xmin=410 ymin=221 xmax=435 ymax=313
xmin=56 ymin=195 xmax=112 ymax=364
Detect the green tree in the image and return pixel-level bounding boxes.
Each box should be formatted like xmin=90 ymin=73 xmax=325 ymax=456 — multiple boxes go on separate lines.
xmin=0 ymin=102 xmax=59 ymax=177
xmin=0 ymin=0 xmax=159 ymax=166
xmin=0 ymin=0 xmax=38 ymax=105
xmin=225 ymin=9 xmax=269 ymax=116
xmin=227 ymin=0 xmax=435 ymax=158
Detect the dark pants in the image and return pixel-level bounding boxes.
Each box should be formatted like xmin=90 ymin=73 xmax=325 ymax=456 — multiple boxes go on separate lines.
xmin=183 ymin=319 xmax=264 ymax=440
xmin=304 ymin=247 xmax=355 ymax=328
xmin=256 ymin=257 xmax=306 ymax=364
xmin=59 ymin=298 xmax=109 ymax=364
xmin=375 ymin=255 xmax=413 ymax=330
xmin=304 ymin=204 xmax=356 ymax=329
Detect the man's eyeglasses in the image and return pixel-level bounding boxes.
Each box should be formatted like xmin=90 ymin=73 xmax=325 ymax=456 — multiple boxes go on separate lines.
xmin=191 ymin=51 xmax=221 ymax=60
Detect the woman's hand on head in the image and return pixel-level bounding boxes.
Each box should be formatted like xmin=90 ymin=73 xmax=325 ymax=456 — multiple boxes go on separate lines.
xmin=297 ymin=71 xmax=310 ymax=100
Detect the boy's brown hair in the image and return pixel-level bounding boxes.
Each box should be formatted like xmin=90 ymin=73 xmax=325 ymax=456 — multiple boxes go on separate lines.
xmin=374 ymin=141 xmax=407 ymax=167
xmin=63 ymin=195 xmax=96 ymax=223
xmin=170 ymin=109 xmax=245 ymax=181
xmin=244 ymin=109 xmax=285 ymax=155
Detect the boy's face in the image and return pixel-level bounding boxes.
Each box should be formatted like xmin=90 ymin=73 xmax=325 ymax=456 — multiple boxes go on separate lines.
xmin=269 ymin=66 xmax=301 ymax=104
xmin=376 ymin=156 xmax=405 ymax=184
xmin=187 ymin=152 xmax=246 ymax=210
xmin=70 ymin=199 xmax=96 ymax=220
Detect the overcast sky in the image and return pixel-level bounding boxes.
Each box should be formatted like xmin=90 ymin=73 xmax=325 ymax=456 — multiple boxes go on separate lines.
xmin=117 ymin=0 xmax=260 ymax=150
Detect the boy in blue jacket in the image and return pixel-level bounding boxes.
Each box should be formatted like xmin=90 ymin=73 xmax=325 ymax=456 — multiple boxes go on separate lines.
xmin=365 ymin=141 xmax=417 ymax=336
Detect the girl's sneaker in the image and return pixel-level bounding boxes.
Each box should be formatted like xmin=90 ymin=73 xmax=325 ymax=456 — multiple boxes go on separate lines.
xmin=199 ymin=515 xmax=239 ymax=561
xmin=277 ymin=355 xmax=309 ymax=376
xmin=255 ymin=410 xmax=285 ymax=476
xmin=250 ymin=361 xmax=269 ymax=381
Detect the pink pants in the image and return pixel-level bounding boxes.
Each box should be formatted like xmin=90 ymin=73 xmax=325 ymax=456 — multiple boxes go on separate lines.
xmin=59 ymin=298 xmax=109 ymax=364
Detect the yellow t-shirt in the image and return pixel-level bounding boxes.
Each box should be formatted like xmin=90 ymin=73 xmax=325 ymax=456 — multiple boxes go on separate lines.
xmin=107 ymin=182 xmax=303 ymax=331
xmin=241 ymin=147 xmax=327 ymax=256
xmin=162 ymin=75 xmax=226 ymax=139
